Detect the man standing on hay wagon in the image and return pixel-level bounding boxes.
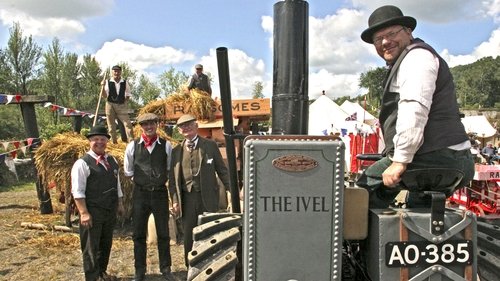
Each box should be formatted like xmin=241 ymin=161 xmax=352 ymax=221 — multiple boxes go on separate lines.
xmin=71 ymin=125 xmax=125 ymax=281
xmin=187 ymin=63 xmax=212 ymax=95
xmin=100 ymin=65 xmax=134 ymax=144
xmin=123 ymin=113 xmax=176 ymax=281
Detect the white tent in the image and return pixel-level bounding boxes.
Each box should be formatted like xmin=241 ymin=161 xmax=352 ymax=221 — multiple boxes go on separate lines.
xmin=340 ymin=100 xmax=377 ymax=124
xmin=461 ymin=115 xmax=496 ymax=138
xmin=308 ymin=94 xmax=349 ymax=135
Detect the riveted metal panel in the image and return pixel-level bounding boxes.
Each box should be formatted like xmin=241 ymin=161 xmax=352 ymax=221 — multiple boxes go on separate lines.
xmin=366 ymin=208 xmax=477 ymax=281
xmin=243 ymin=136 xmax=344 ymax=281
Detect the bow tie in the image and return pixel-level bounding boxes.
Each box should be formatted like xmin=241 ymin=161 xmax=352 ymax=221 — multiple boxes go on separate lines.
xmin=96 ymin=155 xmax=111 ymax=170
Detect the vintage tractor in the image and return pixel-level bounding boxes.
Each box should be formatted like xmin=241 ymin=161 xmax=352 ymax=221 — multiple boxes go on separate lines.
xmin=183 ymin=1 xmax=496 ymax=281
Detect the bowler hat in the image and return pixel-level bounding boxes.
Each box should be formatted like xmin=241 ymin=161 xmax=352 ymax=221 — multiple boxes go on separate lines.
xmin=137 ymin=113 xmax=159 ymax=124
xmin=177 ymin=114 xmax=196 ymax=126
xmin=86 ymin=125 xmax=111 ymax=139
xmin=112 ymin=65 xmax=122 ymax=70
xmin=195 ymin=64 xmax=203 ymax=69
xmin=361 ymin=5 xmax=416 ymax=43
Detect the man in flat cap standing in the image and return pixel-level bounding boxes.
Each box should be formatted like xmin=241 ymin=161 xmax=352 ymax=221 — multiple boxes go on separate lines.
xmin=187 ymin=64 xmax=212 ymax=95
xmin=71 ymin=125 xmax=124 ymax=281
xmin=356 ymin=5 xmax=474 ymax=208
xmin=123 ymin=113 xmax=175 ymax=281
xmin=169 ymin=114 xmax=230 ymax=266
xmin=100 ymin=65 xmax=134 ymax=144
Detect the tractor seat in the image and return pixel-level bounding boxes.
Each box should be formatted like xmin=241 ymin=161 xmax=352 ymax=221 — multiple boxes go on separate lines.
xmin=400 ymin=168 xmax=464 ymax=197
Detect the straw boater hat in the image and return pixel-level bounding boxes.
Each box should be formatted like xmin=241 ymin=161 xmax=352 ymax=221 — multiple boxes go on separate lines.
xmin=361 ymin=5 xmax=417 ymax=44
xmin=86 ymin=125 xmax=111 ymax=139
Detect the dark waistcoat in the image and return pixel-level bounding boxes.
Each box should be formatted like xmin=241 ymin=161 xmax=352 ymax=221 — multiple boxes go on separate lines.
xmin=132 ymin=138 xmax=168 ymax=188
xmin=82 ymin=154 xmax=119 ymax=210
xmin=107 ymin=80 xmax=126 ymax=104
xmin=379 ymin=38 xmax=468 ymax=157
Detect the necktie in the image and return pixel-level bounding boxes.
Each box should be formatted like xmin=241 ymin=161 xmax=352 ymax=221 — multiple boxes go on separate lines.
xmin=186 ymin=137 xmax=198 ymax=152
xmin=97 ymin=155 xmax=111 ymax=170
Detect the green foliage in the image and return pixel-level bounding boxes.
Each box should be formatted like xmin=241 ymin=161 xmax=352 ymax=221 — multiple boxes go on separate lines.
xmin=252 ymin=81 xmax=264 ymax=98
xmin=0 ymin=106 xmax=24 ymax=139
xmin=358 ymin=67 xmax=386 ymax=112
xmin=136 ymin=74 xmax=161 ymax=105
xmin=39 ymin=121 xmax=73 ymax=140
xmin=4 ymin=22 xmax=42 ymax=94
xmin=451 ymin=56 xmax=500 ymax=109
xmin=158 ymin=67 xmax=189 ymax=96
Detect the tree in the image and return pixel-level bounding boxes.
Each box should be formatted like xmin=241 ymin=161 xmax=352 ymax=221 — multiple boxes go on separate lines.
xmin=252 ymin=81 xmax=264 ymax=98
xmin=3 ymin=22 xmax=42 ymax=95
xmin=452 ymin=56 xmax=500 ymax=109
xmin=136 ymin=74 xmax=161 ymax=105
xmin=359 ymin=67 xmax=386 ymax=113
xmin=79 ymin=54 xmax=104 ymax=112
xmin=158 ymin=67 xmax=189 ymax=97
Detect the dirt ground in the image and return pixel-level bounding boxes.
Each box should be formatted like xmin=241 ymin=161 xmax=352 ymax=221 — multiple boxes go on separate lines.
xmin=0 ymin=186 xmax=187 ymax=281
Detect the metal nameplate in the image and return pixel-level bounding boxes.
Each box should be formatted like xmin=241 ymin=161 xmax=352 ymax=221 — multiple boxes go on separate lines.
xmin=272 ymin=154 xmax=318 ymax=172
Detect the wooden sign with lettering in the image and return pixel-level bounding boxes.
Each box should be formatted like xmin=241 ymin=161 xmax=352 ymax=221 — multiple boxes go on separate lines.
xmin=165 ymin=98 xmax=270 ymax=120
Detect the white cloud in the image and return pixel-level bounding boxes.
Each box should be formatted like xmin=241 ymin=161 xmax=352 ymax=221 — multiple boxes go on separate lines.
xmin=94 ymin=39 xmax=196 ymax=73
xmin=443 ymin=28 xmax=500 ymax=67
xmin=0 ymin=9 xmax=85 ymax=40
xmin=200 ymin=48 xmax=266 ymax=99
xmin=309 ymin=69 xmax=363 ymax=100
xmin=0 ymin=0 xmax=112 ymax=41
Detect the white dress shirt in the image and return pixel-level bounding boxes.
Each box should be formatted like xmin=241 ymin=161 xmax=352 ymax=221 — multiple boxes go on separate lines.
xmin=390 ymin=48 xmax=469 ymax=163
xmin=71 ymin=150 xmax=123 ymax=199
xmin=123 ymin=137 xmax=173 ymax=177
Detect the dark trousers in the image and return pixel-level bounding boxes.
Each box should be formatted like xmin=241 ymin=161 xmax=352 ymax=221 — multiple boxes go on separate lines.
xmin=182 ymin=191 xmax=207 ymax=267
xmin=132 ymin=188 xmax=172 ymax=274
xmin=356 ymin=148 xmax=474 ymax=208
xmin=79 ymin=206 xmax=116 ymax=281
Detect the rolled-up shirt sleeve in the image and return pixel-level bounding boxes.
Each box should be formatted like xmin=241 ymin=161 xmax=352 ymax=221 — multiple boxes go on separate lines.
xmin=124 ymin=141 xmax=135 ymax=177
xmin=71 ymin=159 xmax=90 ymax=199
xmin=391 ymin=48 xmax=438 ymax=163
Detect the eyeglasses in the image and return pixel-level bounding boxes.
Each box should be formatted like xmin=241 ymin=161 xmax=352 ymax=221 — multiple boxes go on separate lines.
xmin=373 ymin=27 xmax=405 ymax=46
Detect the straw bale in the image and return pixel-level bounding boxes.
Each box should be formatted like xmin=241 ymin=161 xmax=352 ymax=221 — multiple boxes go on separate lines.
xmin=34 ymin=132 xmax=134 ymax=219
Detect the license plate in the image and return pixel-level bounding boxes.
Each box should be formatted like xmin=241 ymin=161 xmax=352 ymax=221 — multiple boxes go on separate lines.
xmin=385 ymin=240 xmax=473 ymax=267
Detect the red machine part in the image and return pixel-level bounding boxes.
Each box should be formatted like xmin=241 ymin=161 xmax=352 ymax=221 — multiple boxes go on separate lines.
xmin=449 ymin=164 xmax=500 ymax=216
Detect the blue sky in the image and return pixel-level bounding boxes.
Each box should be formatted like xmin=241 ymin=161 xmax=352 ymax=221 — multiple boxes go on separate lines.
xmin=0 ymin=0 xmax=498 ymax=100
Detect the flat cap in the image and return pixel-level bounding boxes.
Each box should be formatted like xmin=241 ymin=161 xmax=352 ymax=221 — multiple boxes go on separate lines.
xmin=195 ymin=64 xmax=203 ymax=69
xmin=137 ymin=113 xmax=159 ymax=124
xmin=177 ymin=114 xmax=196 ymax=125
xmin=112 ymin=65 xmax=122 ymax=70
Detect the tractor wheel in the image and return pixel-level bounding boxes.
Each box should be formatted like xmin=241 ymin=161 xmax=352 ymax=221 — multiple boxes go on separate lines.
xmin=187 ymin=213 xmax=242 ymax=281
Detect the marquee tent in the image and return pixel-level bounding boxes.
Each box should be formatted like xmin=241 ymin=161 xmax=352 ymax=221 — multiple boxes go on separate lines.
xmin=340 ymin=100 xmax=377 ymax=124
xmin=308 ymin=94 xmax=381 ymax=173
xmin=308 ymin=94 xmax=349 ymax=136
xmin=461 ymin=115 xmax=497 ymax=138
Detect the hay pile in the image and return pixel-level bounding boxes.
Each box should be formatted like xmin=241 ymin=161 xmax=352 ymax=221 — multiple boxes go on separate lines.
xmin=163 ymin=88 xmax=216 ymax=121
xmin=34 ymin=132 xmax=133 ymax=218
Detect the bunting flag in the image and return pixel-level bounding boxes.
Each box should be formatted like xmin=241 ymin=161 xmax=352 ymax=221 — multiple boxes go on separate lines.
xmin=0 ymin=93 xmax=23 ymax=104
xmin=0 ymin=138 xmax=41 ymax=163
xmin=42 ymin=102 xmax=104 ymax=121
xmin=345 ymin=112 xmax=357 ymax=121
